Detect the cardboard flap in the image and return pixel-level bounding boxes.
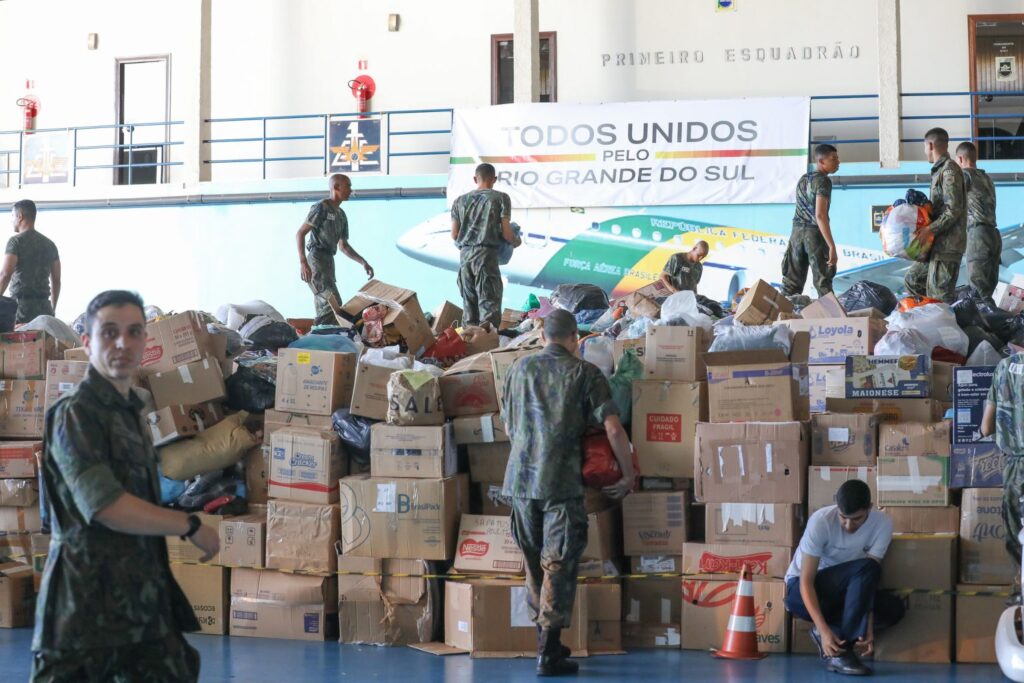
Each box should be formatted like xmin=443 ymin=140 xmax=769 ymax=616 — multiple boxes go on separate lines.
xmin=444 ymin=353 xmax=492 ymax=376
xmin=789 ymin=331 xmax=810 ymax=363
xmin=703 ymin=349 xmax=788 ymax=368
xmin=409 ymin=642 xmax=467 ymax=656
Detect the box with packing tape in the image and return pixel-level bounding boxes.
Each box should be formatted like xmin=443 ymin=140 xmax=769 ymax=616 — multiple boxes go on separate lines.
xmin=337 ymin=554 xmax=437 ymax=646
xmin=959 ymin=488 xmax=1017 ymax=585
xmin=170 ymin=563 xmax=229 ymax=635
xmin=632 ymin=380 xmax=706 ymax=479
xmin=623 ymin=556 xmax=682 ymax=649
xmin=681 ymin=576 xmax=788 ymax=653
xmin=275 ymin=349 xmax=356 ymax=416
xmin=622 ymin=491 xmax=690 ymax=557
xmin=266 ymin=500 xmax=340 ymax=575
xmin=338 ymin=474 xmax=468 ymax=561
xmin=734 ymin=280 xmax=793 ymax=325
xmin=878 ymin=421 xmax=950 ymax=458
xmin=229 ymin=568 xmax=338 ymax=641
xmin=644 ymin=326 xmax=708 ymax=382
xmin=219 ymin=513 xmax=266 ymax=569
xmin=141 ymin=311 xmax=225 ymax=376
xmin=262 ymin=409 xmax=334 ymax=446
xmin=808 ymin=466 xmax=877 ymax=515
xmin=953 ymin=366 xmax=995 ymax=445
xmin=876 ymin=455 xmax=949 ymax=506
xmin=694 ymin=422 xmax=809 ymax=504
xmin=810 ymin=412 xmax=879 ymax=467
xmin=808 ymin=364 xmax=845 ymax=413
xmin=349 ymin=355 xmax=405 ymax=421
xmin=146 ymin=402 xmax=223 ymax=447
xmin=704 ymin=503 xmax=804 ymax=547
xmin=705 ymin=350 xmax=808 ymax=423
xmin=0 ymin=478 xmax=37 ymax=507
xmin=0 ymin=380 xmax=44 ymax=438
xmin=452 ymin=412 xmax=507 ymax=445
xmin=453 ymin=514 xmax=524 ymax=575
xmin=370 ymin=423 xmax=457 ymax=479
xmin=776 ymin=317 xmax=886 ymax=364
xmin=269 ymin=428 xmax=346 ymax=504
xmin=147 ymin=358 xmax=226 ymax=411
xmin=681 ymin=542 xmax=792 ymax=580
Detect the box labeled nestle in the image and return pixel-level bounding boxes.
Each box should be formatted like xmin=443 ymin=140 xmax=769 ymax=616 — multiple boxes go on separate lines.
xmin=275 ymin=349 xmax=356 ymax=416
xmin=632 ymin=381 xmax=706 ymax=478
xmin=141 ymin=312 xmax=226 ymax=376
xmin=622 ymin=491 xmax=690 ymax=557
xmin=453 ymin=514 xmax=524 ymax=575
xmin=953 ymin=366 xmax=995 ymax=444
xmin=845 ymin=355 xmax=936 ymax=398
xmin=269 ymin=428 xmax=345 ymax=504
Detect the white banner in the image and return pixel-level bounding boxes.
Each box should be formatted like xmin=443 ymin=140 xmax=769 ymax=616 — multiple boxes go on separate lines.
xmin=447 ymin=97 xmax=810 ymax=209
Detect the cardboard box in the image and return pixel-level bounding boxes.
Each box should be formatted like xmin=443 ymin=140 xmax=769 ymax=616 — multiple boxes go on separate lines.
xmin=0 ymin=562 xmax=34 ymax=628
xmin=341 ymin=280 xmax=434 ymax=356
xmin=43 ymin=360 xmax=88 ymax=410
xmin=694 ymin=422 xmax=809 ymax=504
xmin=165 ymin=512 xmax=222 ymax=564
xmin=704 ymin=503 xmax=803 ymax=547
xmin=63 ymin=347 xmax=88 ymax=361
xmin=825 ymin=398 xmax=946 ymax=423
xmin=146 ymin=402 xmax=223 ymax=447
xmin=499 ymin=308 xmax=526 ymax=331
xmin=777 ymin=318 xmax=886 ymax=364
xmin=808 ymin=466 xmax=878 ymax=515
xmin=613 ymin=337 xmax=646 ymax=369
xmin=956 ymin=586 xmax=1006 ymax=664
xmin=959 ymin=488 xmax=1017 ymax=585
xmin=680 ymin=577 xmax=788 ymax=652
xmin=439 ymin=354 xmax=500 ymax=418
xmin=884 ymin=506 xmax=959 ymax=534
xmin=953 ymin=366 xmax=995 ymax=444
xmin=0 ymin=478 xmax=37 ymax=507
xmin=1 ymin=331 xmax=61 ymax=380
xmin=705 ymin=350 xmax=806 ymax=423
xmin=338 ymin=556 xmax=435 ymax=646
xmin=229 ymin=568 xmax=338 ymax=641
xmin=452 ymin=412 xmax=508 ymax=445
xmin=141 ymin=311 xmax=223 ymax=376
xmin=266 ymin=500 xmax=339 ymax=574
xmin=467 ymin=442 xmax=511 ymax=484
xmin=881 ymin=534 xmax=956 ymax=590
xmin=810 ymin=412 xmax=879 ymax=466
xmin=876 ymin=455 xmax=949 ymax=506
xmin=338 ymin=474 xmax=468 ymax=560
xmin=734 ymin=280 xmax=793 ymax=325
xmin=219 ymin=513 xmax=266 ymax=569
xmin=147 ymin=358 xmax=226 ymax=410
xmin=622 ymin=491 xmax=690 ymax=557
xmin=244 ymin=446 xmax=269 ymax=504
xmin=0 ymin=502 xmax=42 ymax=532
xmin=874 ymin=593 xmax=952 ymax=663
xmin=623 ymin=556 xmax=681 ymax=648
xmin=844 ymin=355 xmax=951 ymax=399
xmin=582 ymin=506 xmax=622 ymax=561
xmin=808 ymin=364 xmax=845 ymax=413
xmin=371 ymin=423 xmax=456 ymax=479
xmin=269 ymin=428 xmax=345 ymax=504
xmin=454 ymin=514 xmax=524 ymax=575
xmin=491 ymin=347 xmax=542 ymax=411
xmin=274 ymin=349 xmax=356 ymax=416
xmin=800 ymin=292 xmax=846 ymax=319
xmin=0 ymin=380 xmax=44 ymax=438
xmin=262 ymin=409 xmax=334 ymax=446
xmin=790 ymin=618 xmax=817 ymax=655
xmin=632 ymin=381 xmax=707 ymax=478
xmin=349 ymin=357 xmax=404 ymax=421
xmin=950 ymin=443 xmax=1004 ymax=488
xmin=431 ymin=300 xmax=463 ymax=335
xmin=461 ymin=325 xmax=500 ymax=356
xmin=0 ymin=441 xmax=41 ymax=478
xmin=170 ymin=563 xmax=229 ymax=635
xmin=681 ymin=542 xmax=792 ymax=579
xmin=878 ymin=421 xmax=950 ymax=458
xmin=644 ymin=327 xmax=707 ymax=382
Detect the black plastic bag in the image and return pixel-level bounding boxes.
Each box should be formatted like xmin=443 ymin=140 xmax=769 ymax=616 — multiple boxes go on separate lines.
xmin=695 ymin=294 xmax=724 ymax=319
xmin=977 ymin=299 xmax=1024 ymax=343
xmin=950 ymin=294 xmax=986 ymax=330
xmin=550 ymin=284 xmax=610 ymax=314
xmin=0 ymin=296 xmax=17 ymax=334
xmin=837 ymin=281 xmax=898 ymax=316
xmin=962 ymin=325 xmax=1006 ymax=358
xmin=174 ymin=468 xmax=243 ymax=512
xmin=332 ymin=408 xmax=376 ymax=468
xmin=225 ymin=365 xmax=277 ymax=413
xmin=244 ymin=320 xmax=298 ymax=352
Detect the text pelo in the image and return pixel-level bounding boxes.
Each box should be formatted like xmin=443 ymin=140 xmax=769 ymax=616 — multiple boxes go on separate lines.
xmin=500 ymin=120 xmax=758 ymax=147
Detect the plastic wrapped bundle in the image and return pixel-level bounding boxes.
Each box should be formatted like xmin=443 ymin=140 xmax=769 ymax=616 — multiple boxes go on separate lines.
xmin=880 ymin=203 xmax=934 ymax=261
xmin=550 ymin=284 xmax=609 ymax=314
xmin=708 ymin=324 xmax=791 ymax=354
xmin=885 ymin=303 xmax=968 ymax=356
xmin=837 ymin=281 xmax=898 ymax=316
xmin=875 ymin=328 xmax=932 ymax=356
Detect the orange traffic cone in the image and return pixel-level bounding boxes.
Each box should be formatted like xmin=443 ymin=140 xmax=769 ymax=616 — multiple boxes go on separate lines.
xmin=712 ymin=563 xmax=767 ymax=660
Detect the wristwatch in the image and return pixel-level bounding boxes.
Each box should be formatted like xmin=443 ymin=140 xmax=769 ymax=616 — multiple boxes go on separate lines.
xmin=180 ymin=514 xmax=201 ymax=540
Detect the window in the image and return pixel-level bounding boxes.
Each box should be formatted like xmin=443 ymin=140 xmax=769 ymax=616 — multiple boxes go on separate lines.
xmin=969 ymin=15 xmax=1024 ymax=159
xmin=115 ymin=56 xmax=171 ymax=184
xmin=491 ymin=32 xmax=557 ymax=105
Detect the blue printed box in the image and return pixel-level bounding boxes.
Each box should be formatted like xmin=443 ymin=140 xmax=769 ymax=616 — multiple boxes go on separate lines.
xmin=950 ymin=443 xmax=1005 ymax=489
xmin=845 ymin=355 xmax=931 ymax=399
xmin=953 ymin=366 xmax=995 ymax=445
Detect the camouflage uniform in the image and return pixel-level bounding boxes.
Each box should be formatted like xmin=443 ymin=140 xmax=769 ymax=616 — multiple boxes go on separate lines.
xmin=304 ymin=199 xmax=349 ymax=326
xmin=904 ymin=154 xmax=966 ymax=303
xmin=451 ymin=188 xmax=511 ymax=327
xmin=781 ymin=171 xmax=835 ymax=296
xmin=986 ymin=353 xmax=1024 ymax=566
xmin=32 ymin=366 xmax=200 ymax=683
xmin=963 ymin=167 xmax=1001 ymax=299
xmin=5 ymin=229 xmax=58 ymax=324
xmin=662 ymin=253 xmax=703 ymax=292
xmin=501 ymin=345 xmax=619 ymax=629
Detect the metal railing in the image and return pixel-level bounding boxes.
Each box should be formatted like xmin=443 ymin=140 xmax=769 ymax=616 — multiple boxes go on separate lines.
xmin=0 ymin=121 xmax=184 ymax=187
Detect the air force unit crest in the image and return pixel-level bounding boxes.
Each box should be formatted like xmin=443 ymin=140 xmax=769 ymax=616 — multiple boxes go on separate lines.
xmin=328 ymin=117 xmax=382 ymax=173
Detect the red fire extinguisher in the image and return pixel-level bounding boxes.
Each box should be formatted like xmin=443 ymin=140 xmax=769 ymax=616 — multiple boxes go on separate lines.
xmin=348 ymin=75 xmax=376 ymax=118
xmin=16 ymin=80 xmax=40 ymax=135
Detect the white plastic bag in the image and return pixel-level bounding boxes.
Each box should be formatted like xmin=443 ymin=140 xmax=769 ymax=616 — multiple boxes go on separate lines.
xmin=580 ymin=336 xmax=615 ymax=378
xmin=216 ymin=300 xmax=286 ymax=330
xmin=874 ymin=328 xmax=932 ymax=356
xmin=885 ymin=303 xmax=968 ymax=356
xmin=660 ymin=291 xmax=714 ymax=332
xmin=19 ymin=315 xmax=80 ymax=348
xmin=880 ymin=204 xmax=933 ymax=261
xmin=967 ymin=341 xmax=1003 ymax=367
xmin=362 ymin=345 xmax=414 ymax=370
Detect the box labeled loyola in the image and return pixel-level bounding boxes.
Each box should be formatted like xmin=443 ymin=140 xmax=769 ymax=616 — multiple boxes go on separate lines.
xmin=704 ymin=503 xmax=803 ymax=547
xmin=370 ymin=423 xmax=457 ymax=479
xmin=681 ymin=577 xmax=787 ymax=653
xmin=275 ymin=349 xmax=356 ymax=416
xmin=810 ymin=412 xmax=878 ymax=466
xmin=644 ymin=326 xmax=708 ymax=382
xmin=269 ymin=428 xmax=345 ymax=504
xmin=338 ymin=474 xmax=468 ymax=560
xmin=959 ymin=488 xmax=1017 ymax=585
xmin=777 ymin=318 xmax=886 ymax=364
xmin=876 ymin=455 xmax=949 ymax=506
xmin=632 ymin=381 xmax=706 ymax=479
xmin=453 ymin=514 xmax=524 ymax=575
xmin=953 ymin=366 xmax=995 ymax=444
xmin=622 ymin=491 xmax=690 ymax=557
xmin=694 ymin=422 xmax=809 ymax=504
xmin=230 ymin=568 xmax=337 ymax=641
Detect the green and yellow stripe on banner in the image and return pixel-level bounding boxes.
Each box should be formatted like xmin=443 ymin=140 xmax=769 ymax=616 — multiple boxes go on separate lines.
xmin=450 ymin=154 xmax=596 ymax=164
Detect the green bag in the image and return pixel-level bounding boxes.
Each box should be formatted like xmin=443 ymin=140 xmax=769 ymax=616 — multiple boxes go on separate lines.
xmin=608 ymin=349 xmax=643 ymax=427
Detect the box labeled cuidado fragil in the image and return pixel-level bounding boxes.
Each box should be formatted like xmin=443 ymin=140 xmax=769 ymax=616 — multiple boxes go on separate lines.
xmin=632 ymin=380 xmax=706 ymax=479
xmin=953 ymin=366 xmax=995 ymax=444
xmin=338 ymin=474 xmax=469 ymax=561
xmin=440 ymin=354 xmax=500 ymax=418
xmin=878 ymin=421 xmax=950 ymax=458
xmin=43 ymin=360 xmax=88 ymax=411
xmin=644 ymin=326 xmax=708 ymax=382
xmin=876 ymin=455 xmax=949 ymax=506
xmin=680 ymin=576 xmax=788 ymax=653
xmin=266 ymin=500 xmax=340 ymax=575
xmin=622 ymin=490 xmax=690 ymax=557
xmin=370 ymin=423 xmax=457 ymax=479
xmin=703 ymin=503 xmax=804 ymax=547
xmin=453 ymin=514 xmax=524 ymax=575
xmin=0 ymin=381 xmax=44 ymax=438
xmin=229 ymin=568 xmax=338 ymax=641
xmin=140 ymin=311 xmax=224 ymax=376
xmin=0 ymin=441 xmax=41 ymax=478
xmin=810 ymin=412 xmax=879 ymax=466
xmin=170 ymin=563 xmax=229 ymax=635
xmin=959 ymin=488 xmax=1017 ymax=585
xmin=681 ymin=542 xmax=792 ymax=580
xmin=694 ymin=421 xmax=809 ymax=504
xmin=146 ymin=358 xmax=226 ymax=410
xmin=269 ymin=428 xmax=346 ymax=504
xmin=808 ymin=466 xmax=877 ymax=515
xmin=275 ymin=349 xmax=356 ymax=416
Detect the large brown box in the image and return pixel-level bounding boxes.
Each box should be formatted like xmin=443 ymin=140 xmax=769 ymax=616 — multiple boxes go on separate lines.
xmin=955 ymin=586 xmax=1006 ymax=664
xmin=704 ymin=503 xmax=803 ymax=547
xmin=0 ymin=381 xmax=45 ymax=438
xmin=681 ymin=542 xmax=792 ymax=580
xmin=681 ymin=576 xmax=788 ymax=652
xmin=370 ymin=423 xmax=457 ymax=480
xmin=43 ymin=360 xmax=88 ymax=411
xmin=878 ymin=421 xmax=950 ymax=458
xmin=269 ymin=428 xmax=345 ymax=504
xmin=874 ymin=593 xmax=952 ymax=663
xmin=810 ymin=412 xmax=879 ymax=466
xmin=349 ymin=357 xmax=405 ymax=421
xmin=622 ymin=491 xmax=690 ymax=557
xmin=165 ymin=511 xmax=222 ymax=564
xmin=694 ymin=421 xmax=809 ymax=504
xmin=274 ymin=349 xmax=356 ymax=416
xmin=825 ymin=398 xmax=947 ymax=423
xmin=884 ymin=506 xmax=959 ymax=534
xmin=733 ymin=280 xmax=792 ymax=325
xmin=266 ymin=500 xmax=340 ymax=575
xmin=705 ymin=350 xmax=805 ymax=423
xmin=959 ymin=488 xmax=1017 ymax=585
xmin=581 ymin=506 xmax=623 ymax=562
xmin=623 ymin=556 xmax=681 ymax=649
xmin=229 ymin=568 xmax=338 ymax=641
xmin=1 ymin=331 xmax=62 ymax=380
xmin=644 ymin=326 xmax=708 ymax=382
xmin=632 ymin=380 xmax=706 ymax=478
xmin=146 ymin=402 xmax=223 ymax=447
xmin=146 ymin=358 xmax=226 ymax=410
xmin=439 ymin=354 xmax=500 ymax=418
xmin=0 ymin=561 xmax=34 ymax=628
xmin=452 ymin=412 xmax=507 ymax=445
xmin=453 ymin=514 xmax=524 ymax=575
xmin=808 ymin=466 xmax=877 ymax=515
xmin=0 ymin=441 xmax=41 ymax=478
xmin=337 ymin=555 xmax=435 ymax=646
xmin=876 ymin=455 xmax=949 ymax=507
xmin=467 ymin=442 xmax=511 ymax=484
xmin=141 ymin=311 xmax=223 ymax=376
xmin=880 ymin=534 xmax=957 ymax=591
xmin=170 ymin=563 xmax=229 ymax=635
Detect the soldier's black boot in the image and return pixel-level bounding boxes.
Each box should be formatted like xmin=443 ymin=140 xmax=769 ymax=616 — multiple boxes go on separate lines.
xmin=536 ymin=625 xmax=571 ymax=659
xmin=537 ymin=628 xmax=579 ymax=677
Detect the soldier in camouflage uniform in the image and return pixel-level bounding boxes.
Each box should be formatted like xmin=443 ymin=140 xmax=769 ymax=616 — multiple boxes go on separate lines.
xmin=781 ymin=144 xmax=840 ymax=297
xmin=31 ymin=290 xmax=220 ymax=683
xmin=501 ymin=309 xmax=634 ymax=676
xmin=0 ymin=199 xmax=61 ymax=324
xmin=451 ymin=163 xmax=520 ymax=328
xmin=297 ymin=174 xmax=375 ymax=326
xmin=983 ymin=353 xmax=1024 ymax=581
xmin=660 ymin=240 xmax=709 ymax=293
xmin=956 ymin=141 xmax=1001 ymax=300
xmin=904 ymin=129 xmax=967 ymax=303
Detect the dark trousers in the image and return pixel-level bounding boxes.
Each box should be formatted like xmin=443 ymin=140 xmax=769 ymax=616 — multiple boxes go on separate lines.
xmin=784 ymin=558 xmax=905 ymax=643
